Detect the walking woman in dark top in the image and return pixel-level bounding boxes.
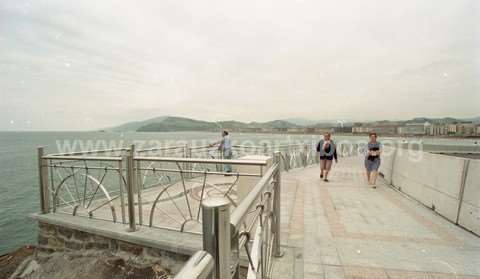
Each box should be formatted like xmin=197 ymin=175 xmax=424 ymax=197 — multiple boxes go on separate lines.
xmin=316 ymin=132 xmax=338 ymax=182
xmin=365 ymin=132 xmax=382 ymax=188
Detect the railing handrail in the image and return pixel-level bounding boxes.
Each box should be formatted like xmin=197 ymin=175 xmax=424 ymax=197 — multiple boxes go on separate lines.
xmin=43 ymin=143 xmax=316 ymax=158
xmin=175 ymin=251 xmax=214 ymax=279
xmin=134 ymin=156 xmax=269 ymax=166
xmin=232 ymin=144 xmax=266 ymax=149
xmin=136 ymin=145 xmax=186 ymax=153
xmin=47 ymin=147 xmax=128 ymax=157
xmin=42 ymin=155 xmax=123 ymax=161
xmin=189 ymin=145 xmax=213 ymax=150
xmin=230 ymin=163 xmax=278 ymax=230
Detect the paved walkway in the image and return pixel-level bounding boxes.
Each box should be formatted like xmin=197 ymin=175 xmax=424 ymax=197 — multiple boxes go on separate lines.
xmin=273 ymin=156 xmax=480 ymax=279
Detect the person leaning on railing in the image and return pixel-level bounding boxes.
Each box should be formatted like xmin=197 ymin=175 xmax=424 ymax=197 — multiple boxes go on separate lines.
xmin=209 ymin=130 xmax=232 ymax=173
xmin=316 ymin=132 xmax=338 ymax=182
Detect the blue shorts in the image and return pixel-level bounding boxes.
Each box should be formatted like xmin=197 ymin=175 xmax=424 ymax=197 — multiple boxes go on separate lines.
xmin=365 ymin=157 xmax=381 ymax=172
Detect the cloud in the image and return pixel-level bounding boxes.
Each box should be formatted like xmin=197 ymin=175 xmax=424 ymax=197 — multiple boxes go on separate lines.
xmin=0 ymin=0 xmax=479 ymax=130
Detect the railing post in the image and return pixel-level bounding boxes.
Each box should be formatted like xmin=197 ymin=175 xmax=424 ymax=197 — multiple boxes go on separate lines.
xmin=125 ymin=144 xmax=137 ymax=231
xmin=118 ymin=159 xmax=127 ymax=224
xmin=456 ymin=159 xmax=470 ymax=224
xmin=202 ymin=197 xmax=231 ymax=279
xmin=37 ymin=146 xmax=50 ymax=213
xmin=135 ymin=147 xmax=143 ymax=226
xmin=303 ymin=144 xmax=308 ymax=167
xmin=390 ymin=147 xmax=398 ymax=185
xmin=230 ymin=229 xmax=239 ymax=279
xmin=272 ymin=167 xmax=283 ymax=257
xmin=184 ymin=143 xmax=192 ymax=178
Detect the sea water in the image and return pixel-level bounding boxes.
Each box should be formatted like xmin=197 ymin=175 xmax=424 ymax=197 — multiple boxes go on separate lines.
xmin=0 ymin=131 xmax=477 ymax=254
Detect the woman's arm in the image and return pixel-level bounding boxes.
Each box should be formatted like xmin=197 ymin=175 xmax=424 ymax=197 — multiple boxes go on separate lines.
xmin=209 ymin=140 xmax=221 ymax=147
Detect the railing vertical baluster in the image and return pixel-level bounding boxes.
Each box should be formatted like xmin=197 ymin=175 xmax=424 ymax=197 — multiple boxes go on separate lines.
xmin=136 ymin=158 xmax=143 ymax=226
xmin=265 ymin=191 xmax=272 ymax=277
xmin=303 ymin=144 xmax=308 ymax=167
xmin=202 ymin=197 xmax=231 ymax=279
xmin=37 ymin=147 xmax=50 ymax=213
xmin=263 ymin=143 xmax=268 ymax=155
xmin=272 ymin=167 xmax=283 ymax=258
xmin=230 ymin=229 xmax=240 ymax=279
xmin=118 ymin=160 xmax=126 ymax=224
xmin=126 ymin=144 xmax=137 ymax=231
xmin=185 ymin=144 xmax=192 ymax=178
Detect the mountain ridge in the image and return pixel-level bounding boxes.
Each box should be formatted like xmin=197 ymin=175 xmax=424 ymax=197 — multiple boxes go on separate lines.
xmin=107 ymin=116 xmax=479 ymax=132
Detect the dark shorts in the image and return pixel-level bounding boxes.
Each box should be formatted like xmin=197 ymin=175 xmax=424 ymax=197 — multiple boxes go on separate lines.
xmin=365 ymin=157 xmax=381 ymax=172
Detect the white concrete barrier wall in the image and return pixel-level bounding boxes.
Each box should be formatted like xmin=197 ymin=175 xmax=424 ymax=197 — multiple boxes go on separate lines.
xmin=458 ymin=159 xmax=480 ymax=235
xmin=380 ymin=147 xmax=480 ymax=235
xmin=391 ymin=150 xmax=465 ymax=222
xmin=379 ymin=147 xmax=395 ymax=184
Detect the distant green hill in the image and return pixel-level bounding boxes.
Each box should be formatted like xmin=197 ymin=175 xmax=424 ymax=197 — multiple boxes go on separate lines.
xmin=136 ymin=117 xmax=218 ymax=132
xmin=108 ymin=116 xmax=168 ymax=132
xmin=217 ymin=120 xmax=249 ymax=129
xmin=110 ymin=116 xmax=300 ymax=132
xmin=249 ymin=120 xmax=302 ymax=129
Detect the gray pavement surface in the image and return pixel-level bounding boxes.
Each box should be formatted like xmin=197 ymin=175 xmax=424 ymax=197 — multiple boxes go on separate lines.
xmin=274 ymin=156 xmax=480 ymax=279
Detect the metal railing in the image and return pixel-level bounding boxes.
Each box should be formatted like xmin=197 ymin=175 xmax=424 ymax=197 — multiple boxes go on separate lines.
xmin=36 ymin=142 xmax=363 ymax=279
xmin=38 ymin=145 xmax=270 ymax=232
xmin=134 ymin=154 xmax=268 ymax=233
xmin=37 ymin=143 xmax=362 ymax=220
xmin=176 ymin=153 xmax=282 ymax=279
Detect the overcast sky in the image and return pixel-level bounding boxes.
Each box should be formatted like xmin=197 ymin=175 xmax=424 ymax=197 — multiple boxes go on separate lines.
xmin=0 ymin=0 xmax=479 ymax=130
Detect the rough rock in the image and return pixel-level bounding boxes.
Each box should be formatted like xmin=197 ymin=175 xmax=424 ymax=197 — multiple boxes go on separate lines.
xmin=0 ymin=246 xmax=171 ymax=279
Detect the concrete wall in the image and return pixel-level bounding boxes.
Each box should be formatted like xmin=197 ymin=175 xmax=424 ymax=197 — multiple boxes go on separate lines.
xmin=458 ymin=159 xmax=480 ymax=236
xmin=379 ymin=147 xmax=479 ymax=236
xmin=396 ymin=143 xmax=480 ymax=153
xmin=379 ymin=147 xmax=395 ymax=184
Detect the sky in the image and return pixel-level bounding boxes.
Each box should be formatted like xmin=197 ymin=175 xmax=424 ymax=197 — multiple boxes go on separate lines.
xmin=0 ymin=0 xmax=479 ymax=130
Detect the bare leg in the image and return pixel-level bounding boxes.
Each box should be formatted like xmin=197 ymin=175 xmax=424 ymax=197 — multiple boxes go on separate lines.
xmin=370 ymin=171 xmax=378 ymax=187
xmin=365 ymin=170 xmax=371 ymax=184
xmin=324 ymin=170 xmax=330 ymax=181
xmin=320 ymin=161 xmax=324 ymax=178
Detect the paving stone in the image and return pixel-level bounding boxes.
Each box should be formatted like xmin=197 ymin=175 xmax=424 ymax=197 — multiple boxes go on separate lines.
xmin=269 ymin=157 xmax=480 ymax=279
xmin=324 ymin=265 xmax=346 ymax=279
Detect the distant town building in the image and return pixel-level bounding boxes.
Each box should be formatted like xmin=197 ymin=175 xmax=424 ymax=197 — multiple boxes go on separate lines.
xmin=427 ymin=123 xmax=448 ymax=136
xmin=456 ymin=123 xmax=476 ymax=136
xmin=352 ymin=121 xmax=399 ymax=135
xmin=352 ymin=124 xmax=373 ymax=134
xmin=286 ymin=127 xmax=308 ymax=134
xmin=447 ymin=124 xmax=458 ymax=135
xmin=397 ymin=122 xmax=428 ymax=136
xmin=333 ymin=126 xmax=353 ymax=133
xmin=414 ymin=121 xmax=479 ymax=137
xmin=300 ymin=127 xmax=334 ymax=134
xmin=272 ymin=128 xmax=288 ymax=133
xmin=239 ymin=127 xmax=263 ymax=133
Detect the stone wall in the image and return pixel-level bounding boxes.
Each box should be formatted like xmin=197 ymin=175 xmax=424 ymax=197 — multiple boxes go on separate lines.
xmin=37 ymin=222 xmax=189 ymax=275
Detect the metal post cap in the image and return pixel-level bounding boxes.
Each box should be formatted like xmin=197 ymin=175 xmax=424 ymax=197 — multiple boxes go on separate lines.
xmin=202 ymin=197 xmax=231 ymax=209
